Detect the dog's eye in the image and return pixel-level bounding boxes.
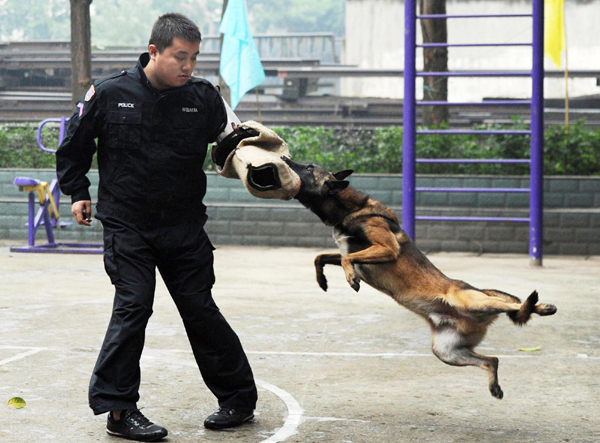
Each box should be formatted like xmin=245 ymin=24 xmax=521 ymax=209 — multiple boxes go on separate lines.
xmin=306 ymin=165 xmax=314 ymax=171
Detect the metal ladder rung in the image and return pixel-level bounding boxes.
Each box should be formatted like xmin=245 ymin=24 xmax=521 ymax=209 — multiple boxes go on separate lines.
xmin=416 ymin=100 xmax=531 ymax=106
xmin=416 ymin=71 xmax=531 ymax=77
xmin=416 ymin=158 xmax=531 ymax=164
xmin=418 ymin=43 xmax=532 ymax=48
xmin=416 ymin=129 xmax=531 ymax=135
xmin=416 ymin=216 xmax=530 ymax=223
xmin=417 ymin=14 xmax=532 ymax=19
xmin=416 ymin=187 xmax=530 ymax=193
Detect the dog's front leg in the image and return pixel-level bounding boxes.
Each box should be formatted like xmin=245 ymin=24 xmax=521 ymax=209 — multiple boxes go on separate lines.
xmin=340 ymin=256 xmax=361 ymax=291
xmin=341 ymin=244 xmax=398 ymax=292
xmin=314 ymin=253 xmax=342 ymax=291
xmin=340 ymin=219 xmax=401 ymax=292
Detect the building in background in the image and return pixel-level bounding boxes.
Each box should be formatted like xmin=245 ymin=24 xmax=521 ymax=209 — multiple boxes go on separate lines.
xmin=342 ymin=0 xmax=600 ymax=101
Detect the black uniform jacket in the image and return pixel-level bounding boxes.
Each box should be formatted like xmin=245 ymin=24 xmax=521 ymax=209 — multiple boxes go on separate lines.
xmin=56 ymin=53 xmax=227 ymax=226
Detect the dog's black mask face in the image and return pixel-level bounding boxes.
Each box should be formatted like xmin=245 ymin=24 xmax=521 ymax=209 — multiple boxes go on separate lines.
xmin=282 ymin=156 xmax=353 ymax=203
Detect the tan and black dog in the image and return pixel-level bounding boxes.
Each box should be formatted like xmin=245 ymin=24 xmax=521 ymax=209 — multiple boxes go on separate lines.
xmin=283 ymin=157 xmax=557 ymax=399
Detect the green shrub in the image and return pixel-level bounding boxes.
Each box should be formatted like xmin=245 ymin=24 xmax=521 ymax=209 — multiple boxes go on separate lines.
xmin=544 ymin=120 xmax=600 ymax=175
xmin=0 ymin=123 xmax=59 ymax=169
xmin=276 ymin=119 xmax=600 ymax=176
xmin=2 ymin=120 xmax=599 ymax=175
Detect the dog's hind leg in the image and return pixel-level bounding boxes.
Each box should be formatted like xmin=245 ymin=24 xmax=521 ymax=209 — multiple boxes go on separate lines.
xmin=445 ymin=286 xmax=522 ymax=316
xmin=314 ymin=253 xmax=342 ymax=291
xmin=481 ymin=289 xmax=521 ymax=303
xmin=481 ymin=289 xmax=535 ymax=325
xmin=502 ymin=290 xmax=557 ymax=325
xmin=477 ymin=289 xmax=556 ymax=325
xmin=431 ymin=327 xmax=503 ymax=399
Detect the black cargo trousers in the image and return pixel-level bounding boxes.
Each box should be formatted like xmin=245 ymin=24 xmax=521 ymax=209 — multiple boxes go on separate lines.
xmin=89 ymin=215 xmax=258 ymax=415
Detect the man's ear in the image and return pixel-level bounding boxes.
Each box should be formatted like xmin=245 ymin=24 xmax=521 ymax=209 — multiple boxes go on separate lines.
xmin=148 ymin=44 xmax=159 ymax=60
xmin=333 ymin=170 xmax=354 ymax=181
xmin=325 ymin=179 xmax=350 ymax=194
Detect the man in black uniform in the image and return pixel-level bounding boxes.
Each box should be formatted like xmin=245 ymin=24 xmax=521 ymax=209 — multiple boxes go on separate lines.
xmin=56 ymin=13 xmax=258 ymax=442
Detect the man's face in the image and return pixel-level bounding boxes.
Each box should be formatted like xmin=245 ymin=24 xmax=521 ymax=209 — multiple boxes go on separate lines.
xmin=148 ymin=37 xmax=199 ymax=89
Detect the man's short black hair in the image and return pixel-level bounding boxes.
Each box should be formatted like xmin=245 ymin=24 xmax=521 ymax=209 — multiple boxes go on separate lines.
xmin=149 ymin=13 xmax=202 ymax=52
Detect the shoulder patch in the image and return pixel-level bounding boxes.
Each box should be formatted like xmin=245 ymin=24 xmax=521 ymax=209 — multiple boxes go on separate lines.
xmin=84 ymin=85 xmax=95 ymax=102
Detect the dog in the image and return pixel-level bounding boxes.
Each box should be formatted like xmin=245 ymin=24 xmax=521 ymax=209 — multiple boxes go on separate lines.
xmin=282 ymin=157 xmax=557 ymax=399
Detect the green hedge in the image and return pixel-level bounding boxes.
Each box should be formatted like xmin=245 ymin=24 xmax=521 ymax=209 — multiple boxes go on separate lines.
xmin=1 ymin=119 xmax=599 ymax=175
xmin=276 ymin=119 xmax=600 ymax=175
xmin=0 ymin=124 xmax=59 ymax=169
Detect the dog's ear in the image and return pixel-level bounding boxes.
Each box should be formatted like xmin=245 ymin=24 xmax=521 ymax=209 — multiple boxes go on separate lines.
xmin=325 ymin=179 xmax=350 ymax=194
xmin=333 ymin=169 xmax=354 ymax=181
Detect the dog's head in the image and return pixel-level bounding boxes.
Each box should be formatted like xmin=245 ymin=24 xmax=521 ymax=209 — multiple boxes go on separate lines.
xmin=281 ymin=157 xmax=353 ymax=204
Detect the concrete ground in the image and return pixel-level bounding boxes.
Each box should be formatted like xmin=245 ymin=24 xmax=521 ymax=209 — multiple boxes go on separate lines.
xmin=0 ymin=240 xmax=599 ymax=443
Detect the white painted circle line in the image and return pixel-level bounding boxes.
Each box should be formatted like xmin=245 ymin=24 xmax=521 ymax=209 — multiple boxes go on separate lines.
xmin=255 ymin=378 xmax=304 ymax=443
xmin=246 ymin=350 xmax=534 ymax=358
xmin=139 ymin=349 xmax=305 ymax=443
xmin=0 ymin=347 xmax=47 ymax=366
xmin=0 ymin=347 xmax=304 ymax=443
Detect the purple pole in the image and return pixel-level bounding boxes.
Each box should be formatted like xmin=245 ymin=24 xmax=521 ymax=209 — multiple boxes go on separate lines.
xmin=417 ymin=158 xmax=530 ymax=164
xmin=37 ymin=119 xmax=61 ymax=153
xmin=403 ymin=0 xmax=417 ymax=240
xmin=27 ymin=192 xmax=35 ymax=247
xmin=530 ymin=0 xmax=544 ymax=266
xmin=59 ymin=117 xmax=67 ymax=144
xmin=417 ymin=216 xmax=530 ymax=223
xmin=42 ymin=203 xmax=56 ymax=246
xmin=417 ymin=14 xmax=532 ymax=19
xmin=417 ymin=129 xmax=531 ymax=135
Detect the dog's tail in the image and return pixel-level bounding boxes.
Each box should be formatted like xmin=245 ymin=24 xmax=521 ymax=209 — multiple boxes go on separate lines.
xmin=507 ymin=290 xmax=538 ymax=326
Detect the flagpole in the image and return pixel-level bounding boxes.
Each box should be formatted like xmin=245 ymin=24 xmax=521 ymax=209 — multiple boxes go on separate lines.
xmin=218 ymin=0 xmax=231 ymax=105
xmin=219 ymin=0 xmax=266 ymax=110
xmin=255 ymin=89 xmax=263 ymax=124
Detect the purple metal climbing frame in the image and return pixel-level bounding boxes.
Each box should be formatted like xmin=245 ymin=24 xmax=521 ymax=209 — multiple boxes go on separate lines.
xmin=402 ymin=0 xmax=544 ymax=266
xmin=10 ymin=117 xmax=103 ymax=254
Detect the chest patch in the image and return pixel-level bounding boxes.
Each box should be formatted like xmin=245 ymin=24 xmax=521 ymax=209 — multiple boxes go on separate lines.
xmin=333 ymin=229 xmax=352 ymax=256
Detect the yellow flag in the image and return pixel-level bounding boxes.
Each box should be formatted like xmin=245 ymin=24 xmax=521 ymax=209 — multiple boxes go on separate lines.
xmin=544 ymin=0 xmax=566 ymax=69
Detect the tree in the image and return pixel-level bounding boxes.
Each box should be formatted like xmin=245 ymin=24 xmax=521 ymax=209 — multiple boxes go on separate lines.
xmin=70 ymin=0 xmax=93 ymax=106
xmin=0 ymin=0 xmax=344 ymax=45
xmin=419 ymin=0 xmax=449 ymax=127
xmin=0 ymin=0 xmax=69 ymax=40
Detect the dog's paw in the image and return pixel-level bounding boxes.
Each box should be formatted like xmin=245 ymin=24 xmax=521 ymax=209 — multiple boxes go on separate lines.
xmin=316 ymin=273 xmax=328 ymax=292
xmin=536 ymin=303 xmax=557 ymax=316
xmin=343 ymin=265 xmax=361 ymax=291
xmin=490 ymin=383 xmax=504 ymax=400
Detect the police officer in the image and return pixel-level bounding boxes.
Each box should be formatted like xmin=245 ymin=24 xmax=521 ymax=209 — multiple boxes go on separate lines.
xmin=56 ymin=13 xmax=258 ymax=441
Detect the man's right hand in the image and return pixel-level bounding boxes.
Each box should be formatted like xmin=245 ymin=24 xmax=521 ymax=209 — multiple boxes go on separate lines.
xmin=72 ymin=200 xmax=93 ymax=226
